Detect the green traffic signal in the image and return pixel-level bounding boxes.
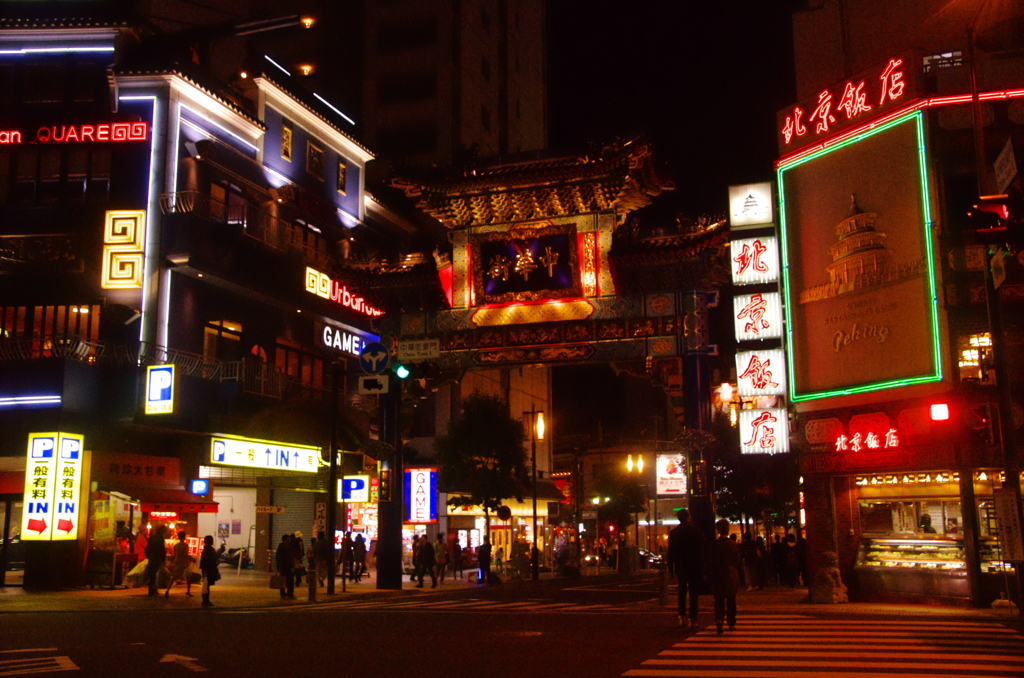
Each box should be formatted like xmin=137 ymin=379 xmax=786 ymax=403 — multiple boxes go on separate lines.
xmin=395 ymin=364 xmax=410 ymax=379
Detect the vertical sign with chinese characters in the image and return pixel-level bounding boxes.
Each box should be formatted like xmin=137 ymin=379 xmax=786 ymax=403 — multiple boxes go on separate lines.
xmin=21 ymin=432 xmax=84 ymax=540
xmin=739 ymin=409 xmax=789 ymax=454
xmin=404 ymin=468 xmax=437 ymax=524
xmin=730 ymin=236 xmax=780 ymax=286
xmin=736 ymin=349 xmax=787 ymax=397
xmin=733 ymin=293 xmax=783 ymax=341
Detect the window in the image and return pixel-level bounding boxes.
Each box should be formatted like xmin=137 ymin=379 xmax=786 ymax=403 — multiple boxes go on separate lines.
xmin=306 ymin=142 xmax=324 ymax=180
xmin=274 ymin=341 xmax=324 ymax=388
xmin=203 ymin=320 xmax=243 ymax=362
xmin=22 ymin=64 xmax=63 ymax=103
xmin=0 ymin=304 xmax=101 ymax=346
xmin=281 ymin=123 xmax=293 ymax=162
xmin=5 ymin=146 xmax=109 ymax=205
xmin=337 ymin=160 xmax=347 ymax=195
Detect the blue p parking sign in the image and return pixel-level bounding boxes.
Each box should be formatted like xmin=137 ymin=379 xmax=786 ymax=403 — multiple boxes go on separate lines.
xmin=145 ymin=364 xmax=175 ymax=414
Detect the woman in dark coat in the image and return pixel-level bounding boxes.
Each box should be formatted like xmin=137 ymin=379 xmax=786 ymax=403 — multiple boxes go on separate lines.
xmin=199 ymin=535 xmax=220 ymax=607
xmin=708 ymin=519 xmax=741 ymax=634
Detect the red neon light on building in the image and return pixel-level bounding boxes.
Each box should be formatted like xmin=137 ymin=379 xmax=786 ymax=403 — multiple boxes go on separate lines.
xmin=36 ymin=123 xmax=148 ymax=143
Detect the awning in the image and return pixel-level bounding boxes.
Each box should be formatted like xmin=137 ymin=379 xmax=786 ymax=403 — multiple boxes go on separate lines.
xmin=108 ymin=488 xmax=219 ymax=514
xmin=534 ymin=478 xmax=568 ymax=502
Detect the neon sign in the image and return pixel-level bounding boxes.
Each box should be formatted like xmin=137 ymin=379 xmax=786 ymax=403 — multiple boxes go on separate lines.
xmin=777 ymin=51 xmax=922 ymax=155
xmin=739 ymin=409 xmax=789 ymax=454
xmin=101 ymin=210 xmax=146 ymax=290
xmin=404 ymin=468 xmax=437 ymax=524
xmin=305 ymin=266 xmax=384 ymax=317
xmin=835 ymin=428 xmax=899 ymax=452
xmin=0 ymin=123 xmax=148 ymax=145
xmin=736 ymin=349 xmax=787 ymax=397
xmin=730 ymin=236 xmax=779 ymax=286
xmin=734 ymin=292 xmax=783 ymax=341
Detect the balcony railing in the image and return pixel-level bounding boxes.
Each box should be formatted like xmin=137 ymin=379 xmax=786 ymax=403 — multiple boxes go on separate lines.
xmin=159 ymin=190 xmax=331 ymax=268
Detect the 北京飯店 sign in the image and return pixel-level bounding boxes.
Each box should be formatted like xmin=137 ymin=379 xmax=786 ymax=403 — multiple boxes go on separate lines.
xmin=776 ymin=49 xmax=923 ymax=156
xmin=0 ymin=122 xmax=149 ymax=145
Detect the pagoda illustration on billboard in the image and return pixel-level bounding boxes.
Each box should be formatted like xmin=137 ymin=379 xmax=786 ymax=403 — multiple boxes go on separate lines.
xmin=800 ymin=195 xmax=924 ymax=304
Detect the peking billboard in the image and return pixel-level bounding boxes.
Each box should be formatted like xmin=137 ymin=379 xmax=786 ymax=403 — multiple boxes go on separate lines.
xmin=777 ymin=110 xmax=942 ymax=402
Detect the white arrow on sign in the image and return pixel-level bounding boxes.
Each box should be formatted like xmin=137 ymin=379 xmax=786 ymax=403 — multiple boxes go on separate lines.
xmin=160 ymin=654 xmax=207 ymax=672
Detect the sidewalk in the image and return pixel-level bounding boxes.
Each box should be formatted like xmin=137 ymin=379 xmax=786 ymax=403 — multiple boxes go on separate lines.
xmin=0 ymin=566 xmax=560 ymax=613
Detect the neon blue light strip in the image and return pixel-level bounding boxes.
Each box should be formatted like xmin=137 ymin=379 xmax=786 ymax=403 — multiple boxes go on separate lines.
xmin=0 ymin=46 xmax=114 ymax=56
xmin=264 ymin=55 xmax=291 ymax=77
xmin=313 ymin=93 xmax=355 ymax=126
xmin=179 ymin=105 xmax=259 ymax=151
xmin=0 ymin=395 xmax=62 ymax=407
xmin=777 ymin=109 xmax=942 ymax=402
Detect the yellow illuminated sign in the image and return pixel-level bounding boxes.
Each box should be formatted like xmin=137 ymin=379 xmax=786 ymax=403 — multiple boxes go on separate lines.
xmin=21 ymin=432 xmax=84 ymax=541
xmin=101 ymin=210 xmax=146 ymax=289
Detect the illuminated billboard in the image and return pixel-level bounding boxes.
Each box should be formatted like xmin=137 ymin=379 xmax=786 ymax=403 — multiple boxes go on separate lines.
xmin=21 ymin=432 xmax=84 ymax=541
xmin=655 ymin=453 xmax=688 ymax=497
xmin=777 ymin=110 xmax=941 ymax=401
xmin=211 ymin=435 xmax=320 ymax=473
xmin=404 ymin=468 xmax=437 ymax=523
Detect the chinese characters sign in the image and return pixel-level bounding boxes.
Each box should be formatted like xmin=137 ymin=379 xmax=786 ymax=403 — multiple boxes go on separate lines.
xmin=777 ymin=50 xmax=923 ymax=155
xmin=405 ymin=468 xmax=437 ymax=524
xmin=92 ymin=453 xmax=180 ymax=487
xmin=471 ymin=225 xmax=581 ymax=305
xmin=730 ymin=236 xmax=779 ymax=286
xmin=739 ymin=409 xmax=789 ymax=454
xmin=211 ymin=435 xmax=320 ymax=473
xmin=834 ymin=427 xmax=899 ymax=452
xmin=22 ymin=432 xmax=84 ymax=541
xmin=733 ymin=292 xmax=783 ymax=341
xmin=655 ymin=453 xmax=688 ymax=496
xmin=736 ymin=349 xmax=787 ymax=397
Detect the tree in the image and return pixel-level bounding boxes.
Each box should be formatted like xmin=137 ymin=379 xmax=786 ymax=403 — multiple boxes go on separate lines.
xmin=434 ymin=392 xmax=530 ymax=533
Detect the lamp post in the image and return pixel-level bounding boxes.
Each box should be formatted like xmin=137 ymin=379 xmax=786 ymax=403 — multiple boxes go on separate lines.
xmin=626 ymin=454 xmax=645 ymax=548
xmin=528 ymin=406 xmax=545 ymax=581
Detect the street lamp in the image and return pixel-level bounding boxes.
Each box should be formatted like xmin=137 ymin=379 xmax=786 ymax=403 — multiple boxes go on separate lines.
xmin=627 ymin=454 xmax=656 ymax=553
xmin=527 ymin=407 xmax=545 ymax=581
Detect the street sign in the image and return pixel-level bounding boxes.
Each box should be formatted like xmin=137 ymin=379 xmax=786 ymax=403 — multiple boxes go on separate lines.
xmin=255 ymin=505 xmax=286 ymax=514
xmin=398 ymin=338 xmax=440 ymax=362
xmin=358 ymin=375 xmax=389 ymax=394
xmin=359 ymin=342 xmax=390 ymax=375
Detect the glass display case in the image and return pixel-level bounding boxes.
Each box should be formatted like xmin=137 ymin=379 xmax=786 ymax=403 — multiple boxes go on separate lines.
xmin=856 ymin=538 xmax=965 ymax=571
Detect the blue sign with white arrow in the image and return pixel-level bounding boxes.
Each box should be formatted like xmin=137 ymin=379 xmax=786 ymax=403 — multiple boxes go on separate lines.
xmin=359 ymin=342 xmax=390 ymax=375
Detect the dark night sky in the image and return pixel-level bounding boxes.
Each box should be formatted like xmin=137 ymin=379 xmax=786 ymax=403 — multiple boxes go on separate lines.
xmin=547 ymin=1 xmax=796 ymax=219
xmin=547 ymin=2 xmax=796 ymax=440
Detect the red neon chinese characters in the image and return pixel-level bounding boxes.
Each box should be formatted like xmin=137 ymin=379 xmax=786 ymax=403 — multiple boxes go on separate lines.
xmin=837 ymin=81 xmax=872 ymax=119
xmin=879 ymin=59 xmax=905 ymax=105
xmin=836 ymin=428 xmax=898 ymax=452
xmin=745 ymin=411 xmax=778 ymax=450
xmin=739 ymin=354 xmax=778 ymax=391
xmin=737 ymin=293 xmax=770 ymax=335
xmin=808 ymin=89 xmax=836 ymax=135
xmin=781 ymin=107 xmax=807 ymax=145
xmin=732 ymin=239 xmax=768 ymax=276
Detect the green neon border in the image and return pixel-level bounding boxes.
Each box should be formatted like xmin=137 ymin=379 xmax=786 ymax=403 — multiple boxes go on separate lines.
xmin=776 ymin=110 xmax=942 ymax=402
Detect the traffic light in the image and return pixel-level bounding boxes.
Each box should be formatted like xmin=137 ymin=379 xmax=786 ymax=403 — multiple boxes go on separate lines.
xmin=392 ymin=362 xmax=440 ymax=380
xmin=393 ymin=363 xmax=411 ymax=379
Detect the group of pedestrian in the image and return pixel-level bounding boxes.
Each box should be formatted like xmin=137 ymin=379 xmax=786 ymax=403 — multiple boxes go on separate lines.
xmin=141 ymin=525 xmax=220 ymax=607
xmin=669 ymin=509 xmax=808 ymax=635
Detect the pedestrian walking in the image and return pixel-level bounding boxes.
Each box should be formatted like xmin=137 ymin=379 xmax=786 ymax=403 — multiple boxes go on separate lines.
xmin=783 ymin=534 xmax=801 ymax=588
xmin=434 ymin=533 xmax=448 ymax=583
xmin=415 ymin=534 xmax=437 ymax=588
xmin=164 ymin=530 xmax=194 ymax=598
xmin=494 ymin=546 xmax=504 ymax=574
xmin=755 ymin=536 xmax=769 ymax=588
xmin=199 ymin=534 xmax=220 ymax=607
xmin=144 ymin=525 xmax=168 ymax=597
xmin=291 ymin=531 xmax=305 ymax=587
xmin=352 ymin=534 xmax=367 ymax=582
xmin=314 ymin=531 xmax=331 ymax=586
xmin=667 ymin=508 xmax=704 ymax=631
xmin=477 ymin=536 xmax=492 ymax=584
xmin=770 ymin=534 xmax=786 ymax=585
xmin=452 ymin=542 xmax=465 ymax=578
xmin=276 ymin=534 xmax=295 ymax=599
xmin=741 ymin=532 xmax=762 ymax=591
xmin=709 ymin=519 xmax=741 ymax=635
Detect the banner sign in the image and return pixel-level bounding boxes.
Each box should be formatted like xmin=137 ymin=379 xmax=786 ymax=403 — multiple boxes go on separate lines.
xmin=211 ymin=435 xmax=320 ymax=473
xmin=22 ymin=432 xmax=84 ymax=541
xmin=404 ymin=468 xmax=437 ymax=523
xmin=655 ymin=453 xmax=688 ymax=497
xmin=145 ymin=364 xmax=175 ymax=414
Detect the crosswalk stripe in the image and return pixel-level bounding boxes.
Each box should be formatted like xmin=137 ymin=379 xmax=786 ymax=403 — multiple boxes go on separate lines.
xmin=643 ymin=659 xmax=1023 ymax=671
xmin=687 ymin=630 xmax=1002 ymax=637
xmin=734 ymin=620 xmax=1014 ymax=631
xmin=676 ymin=639 xmax=1021 ymax=649
xmin=624 ymin=672 xmax=1021 ymax=678
xmin=659 ymin=651 xmax=1023 ymax=660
